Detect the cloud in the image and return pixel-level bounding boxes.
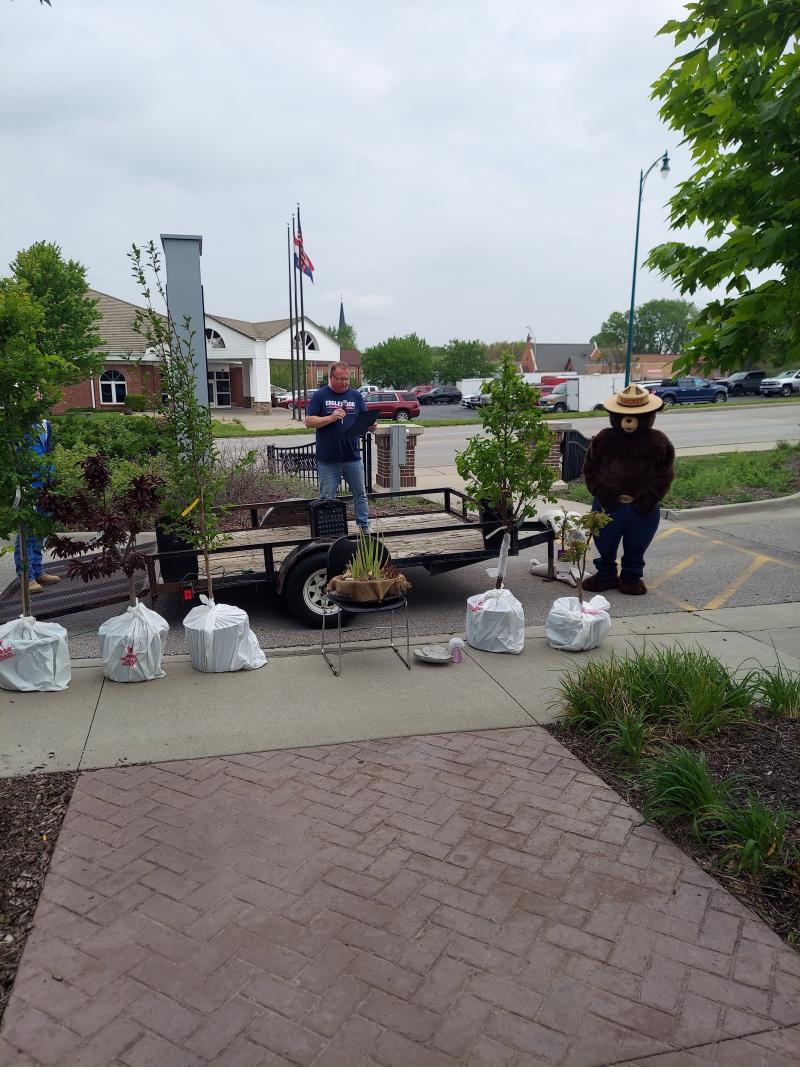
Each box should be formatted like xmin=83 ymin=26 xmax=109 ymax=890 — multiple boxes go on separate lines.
xmin=1 ymin=0 xmax=712 ymax=347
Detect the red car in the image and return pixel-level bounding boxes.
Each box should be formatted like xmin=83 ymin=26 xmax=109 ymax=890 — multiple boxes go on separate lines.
xmin=279 ymin=390 xmax=316 ymax=410
xmin=364 ymin=390 xmax=421 ymax=422
xmin=409 ymin=384 xmax=433 ymax=396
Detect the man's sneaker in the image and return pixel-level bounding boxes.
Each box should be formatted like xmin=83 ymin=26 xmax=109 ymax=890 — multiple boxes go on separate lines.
xmin=581 ymin=572 xmax=618 ymax=593
xmin=36 ymin=573 xmax=61 ymax=585
xmin=28 ymin=580 xmax=44 ymax=593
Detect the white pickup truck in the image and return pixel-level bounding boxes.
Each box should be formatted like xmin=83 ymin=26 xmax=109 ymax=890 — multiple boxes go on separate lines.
xmin=759 ymin=369 xmax=800 ymax=397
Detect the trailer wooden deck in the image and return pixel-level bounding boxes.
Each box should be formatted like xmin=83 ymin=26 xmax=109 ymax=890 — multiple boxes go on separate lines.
xmin=198 ymin=511 xmax=487 ymax=583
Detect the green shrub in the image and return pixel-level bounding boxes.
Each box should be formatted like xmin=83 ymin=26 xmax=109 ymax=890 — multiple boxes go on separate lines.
xmin=639 ymin=746 xmax=728 ymax=838
xmin=52 ymin=411 xmax=168 ymax=459
xmin=50 ymin=442 xmax=168 ymax=509
xmin=124 ymin=393 xmax=153 ymax=413
xmin=701 ymin=794 xmax=798 ymax=880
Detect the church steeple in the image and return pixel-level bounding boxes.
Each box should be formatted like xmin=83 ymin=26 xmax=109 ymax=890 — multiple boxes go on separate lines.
xmin=520 ymin=329 xmax=537 ymax=373
xmin=338 ymin=296 xmax=346 ymax=331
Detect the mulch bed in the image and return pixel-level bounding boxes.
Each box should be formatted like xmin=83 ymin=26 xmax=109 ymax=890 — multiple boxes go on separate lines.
xmin=549 ymin=712 xmax=800 ymax=949
xmin=0 ymin=771 xmax=78 ymax=1024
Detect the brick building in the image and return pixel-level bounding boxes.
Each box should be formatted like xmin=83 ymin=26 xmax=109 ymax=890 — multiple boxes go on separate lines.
xmin=52 ymin=290 xmax=360 ymax=415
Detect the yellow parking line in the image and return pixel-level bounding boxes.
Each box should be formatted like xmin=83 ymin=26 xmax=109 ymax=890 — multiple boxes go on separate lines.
xmin=650 ymin=588 xmax=698 ymax=612
xmin=703 ymin=555 xmax=769 ymax=610
xmin=648 ymin=554 xmax=703 ymax=590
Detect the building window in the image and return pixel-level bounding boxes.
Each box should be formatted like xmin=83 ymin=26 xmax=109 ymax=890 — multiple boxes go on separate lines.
xmin=99 ymin=369 xmax=127 ymax=404
xmin=205 ymin=328 xmax=226 ymax=349
xmin=294 ymin=330 xmax=318 ymax=352
xmin=316 ymin=369 xmax=325 ymax=384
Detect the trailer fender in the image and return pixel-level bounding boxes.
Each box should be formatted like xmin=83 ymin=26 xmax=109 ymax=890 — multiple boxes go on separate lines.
xmin=275 ymin=542 xmax=328 ymax=598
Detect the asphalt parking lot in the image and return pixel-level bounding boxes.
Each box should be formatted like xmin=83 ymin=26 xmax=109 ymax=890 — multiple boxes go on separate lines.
xmin=29 ymin=504 xmax=799 ymax=663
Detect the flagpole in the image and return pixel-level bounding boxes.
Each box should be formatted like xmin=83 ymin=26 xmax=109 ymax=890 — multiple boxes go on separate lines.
xmin=287 ymin=223 xmax=297 ymax=420
xmin=297 ymin=203 xmax=308 ymax=412
xmin=291 ymin=215 xmax=302 ymax=421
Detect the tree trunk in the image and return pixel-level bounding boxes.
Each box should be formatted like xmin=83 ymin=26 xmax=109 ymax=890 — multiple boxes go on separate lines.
xmin=128 ymin=573 xmax=137 ymax=608
xmin=18 ymin=521 xmax=32 ymax=618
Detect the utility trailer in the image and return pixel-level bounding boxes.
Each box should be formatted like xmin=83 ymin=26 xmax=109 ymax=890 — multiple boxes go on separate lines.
xmin=145 ymin=488 xmax=555 ymax=627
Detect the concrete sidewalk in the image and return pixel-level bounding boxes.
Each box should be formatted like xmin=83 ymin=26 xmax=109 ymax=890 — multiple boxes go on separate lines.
xmin=2 ymin=605 xmax=800 ymax=1066
xmin=3 ymin=603 xmax=799 ymax=779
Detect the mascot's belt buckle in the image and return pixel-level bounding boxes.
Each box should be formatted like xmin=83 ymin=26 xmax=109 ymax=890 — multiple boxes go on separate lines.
xmin=619 ymin=495 xmax=634 ymax=504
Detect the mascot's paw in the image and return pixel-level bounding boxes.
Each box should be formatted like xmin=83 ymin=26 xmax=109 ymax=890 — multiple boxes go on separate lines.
xmin=619 ymin=576 xmax=647 ymax=595
xmin=582 ymin=572 xmax=618 ymax=593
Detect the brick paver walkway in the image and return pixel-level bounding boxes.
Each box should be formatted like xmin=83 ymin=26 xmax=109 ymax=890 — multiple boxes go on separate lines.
xmin=1 ymin=727 xmax=799 ymax=1067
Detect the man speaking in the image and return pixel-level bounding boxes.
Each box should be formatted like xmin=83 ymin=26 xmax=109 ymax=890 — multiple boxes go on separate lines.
xmin=305 ymin=362 xmax=375 ymax=533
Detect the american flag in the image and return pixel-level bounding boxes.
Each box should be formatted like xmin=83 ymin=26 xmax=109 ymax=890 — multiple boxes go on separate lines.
xmin=294 ymin=207 xmax=314 ymax=283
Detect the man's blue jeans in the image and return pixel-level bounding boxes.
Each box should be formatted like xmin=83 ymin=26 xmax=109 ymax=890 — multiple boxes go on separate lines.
xmin=14 ymin=533 xmax=44 ymax=579
xmin=318 ymin=459 xmax=370 ymax=531
xmin=591 ymin=498 xmax=661 ymax=581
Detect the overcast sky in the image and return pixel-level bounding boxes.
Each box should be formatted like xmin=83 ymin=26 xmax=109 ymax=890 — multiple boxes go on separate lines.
xmin=2 ymin=0 xmax=705 ymax=348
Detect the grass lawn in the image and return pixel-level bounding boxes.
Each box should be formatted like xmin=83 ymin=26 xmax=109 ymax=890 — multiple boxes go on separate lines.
xmin=559 ymin=442 xmax=800 ymax=508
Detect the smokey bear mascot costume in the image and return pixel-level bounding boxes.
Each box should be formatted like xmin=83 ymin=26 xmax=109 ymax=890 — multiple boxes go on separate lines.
xmin=582 ymin=383 xmax=675 ymax=595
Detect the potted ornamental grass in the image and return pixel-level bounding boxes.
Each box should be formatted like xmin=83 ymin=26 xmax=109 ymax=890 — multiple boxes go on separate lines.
xmin=129 ymin=240 xmax=265 ymax=673
xmin=44 ymin=453 xmax=170 ymax=682
xmin=326 ymin=532 xmax=411 ymax=603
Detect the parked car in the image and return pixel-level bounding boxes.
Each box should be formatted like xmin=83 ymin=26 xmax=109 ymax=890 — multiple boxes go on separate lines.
xmin=363 ymin=390 xmax=420 ymax=422
xmin=282 ymin=390 xmax=317 ymax=410
xmin=759 ymin=369 xmax=800 ymax=397
xmin=418 ymin=386 xmax=463 ymax=405
xmin=648 ymin=377 xmax=728 ymax=407
xmin=409 ymin=385 xmax=433 ymax=396
xmin=270 ymin=387 xmax=289 ymax=405
xmin=359 ymin=384 xmax=381 ymax=395
xmin=714 ymin=370 xmax=767 ymax=396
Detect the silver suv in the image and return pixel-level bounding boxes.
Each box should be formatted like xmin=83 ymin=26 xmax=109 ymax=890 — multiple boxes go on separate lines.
xmin=759 ymin=369 xmax=800 ymax=397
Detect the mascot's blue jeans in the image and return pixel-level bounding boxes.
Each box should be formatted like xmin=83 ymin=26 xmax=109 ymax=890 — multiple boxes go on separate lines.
xmin=591 ymin=499 xmax=661 ymax=581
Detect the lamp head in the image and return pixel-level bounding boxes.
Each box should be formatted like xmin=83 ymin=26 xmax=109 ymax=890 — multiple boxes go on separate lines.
xmin=660 ymin=152 xmax=670 ymax=179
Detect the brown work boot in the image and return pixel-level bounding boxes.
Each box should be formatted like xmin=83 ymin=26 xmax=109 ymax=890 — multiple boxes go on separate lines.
xmin=581 ymin=572 xmax=618 ymax=593
xmin=37 ymin=573 xmax=61 ymax=585
xmin=618 ymin=576 xmax=647 ymax=595
xmin=27 ymin=580 xmax=44 ymax=593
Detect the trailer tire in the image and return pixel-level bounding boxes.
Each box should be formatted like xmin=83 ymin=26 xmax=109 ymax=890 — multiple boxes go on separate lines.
xmin=282 ymin=551 xmax=352 ymax=628
xmin=592 ymin=404 xmax=604 ymax=411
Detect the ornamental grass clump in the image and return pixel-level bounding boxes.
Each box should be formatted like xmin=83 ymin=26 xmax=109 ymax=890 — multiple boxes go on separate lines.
xmin=699 ymin=794 xmax=798 ymax=881
xmin=348 ymin=531 xmax=392 ymax=581
xmin=755 ymin=662 xmax=800 ymax=719
xmin=639 ymin=746 xmax=728 ymax=839
xmin=559 ymin=645 xmax=757 ymax=744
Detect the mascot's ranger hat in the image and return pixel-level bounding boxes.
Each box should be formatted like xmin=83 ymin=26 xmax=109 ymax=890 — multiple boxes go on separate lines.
xmin=603 ymin=383 xmax=663 ymax=415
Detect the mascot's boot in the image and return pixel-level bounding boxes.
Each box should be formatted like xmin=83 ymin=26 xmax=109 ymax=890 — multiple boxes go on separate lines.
xmin=619 ymin=575 xmax=647 ymax=595
xmin=582 ymin=571 xmax=618 ymax=593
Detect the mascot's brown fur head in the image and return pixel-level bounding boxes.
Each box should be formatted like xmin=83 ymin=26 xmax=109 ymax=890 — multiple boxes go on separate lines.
xmin=609 ymin=410 xmax=657 ymax=435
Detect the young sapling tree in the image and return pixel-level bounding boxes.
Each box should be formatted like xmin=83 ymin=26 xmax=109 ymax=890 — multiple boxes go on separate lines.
xmin=129 ymin=241 xmax=239 ymax=601
xmin=455 ymin=352 xmax=556 ymax=587
xmin=562 ymin=511 xmax=613 ymax=602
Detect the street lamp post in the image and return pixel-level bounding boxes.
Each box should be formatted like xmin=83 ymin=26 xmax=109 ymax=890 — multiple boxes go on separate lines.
xmin=624 ymin=152 xmax=670 ymax=386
